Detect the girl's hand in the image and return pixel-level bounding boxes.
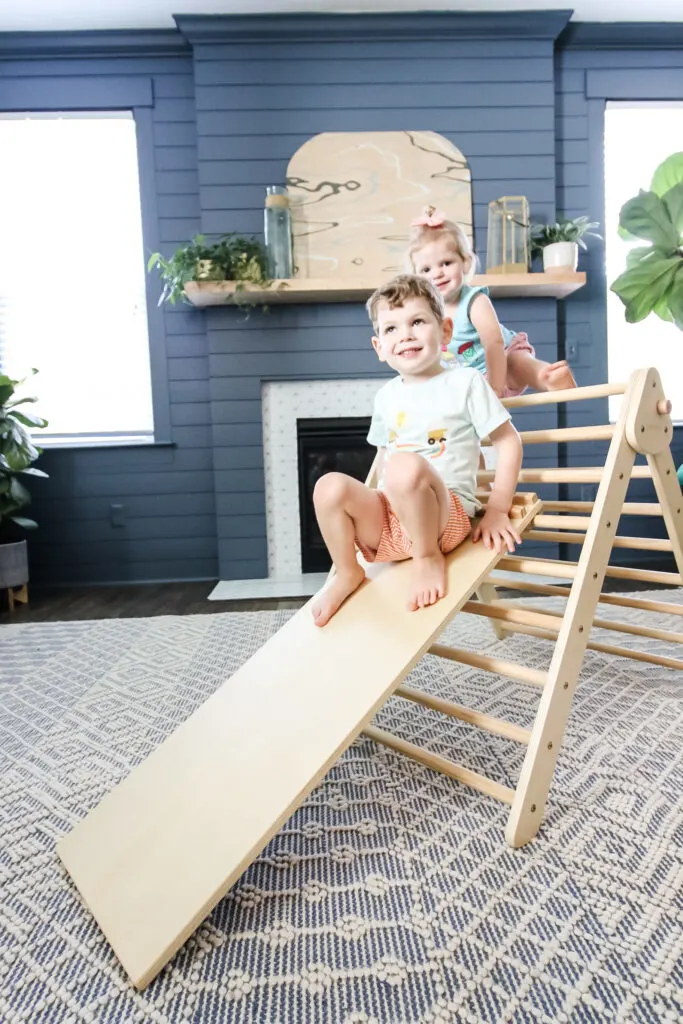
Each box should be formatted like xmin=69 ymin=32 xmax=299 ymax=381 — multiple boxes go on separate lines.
xmin=472 ymin=509 xmax=521 ymax=553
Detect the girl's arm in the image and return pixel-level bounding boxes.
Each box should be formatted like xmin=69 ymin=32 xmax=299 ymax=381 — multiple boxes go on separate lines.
xmin=472 ymin=420 xmax=523 ymax=553
xmin=469 ymin=292 xmax=507 ymax=397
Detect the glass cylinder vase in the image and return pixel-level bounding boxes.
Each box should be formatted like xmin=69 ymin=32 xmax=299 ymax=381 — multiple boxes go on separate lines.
xmin=264 ymin=185 xmax=293 ymax=279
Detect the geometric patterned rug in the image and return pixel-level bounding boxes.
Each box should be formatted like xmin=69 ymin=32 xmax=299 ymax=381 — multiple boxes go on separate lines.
xmin=1 ymin=594 xmax=682 ymax=1023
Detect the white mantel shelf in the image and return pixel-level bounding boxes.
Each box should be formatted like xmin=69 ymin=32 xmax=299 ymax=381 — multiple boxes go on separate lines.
xmin=184 ymin=271 xmax=587 ymax=307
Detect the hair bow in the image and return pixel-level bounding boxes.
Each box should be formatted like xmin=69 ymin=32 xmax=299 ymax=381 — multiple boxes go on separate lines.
xmin=411 ymin=206 xmax=446 ymax=228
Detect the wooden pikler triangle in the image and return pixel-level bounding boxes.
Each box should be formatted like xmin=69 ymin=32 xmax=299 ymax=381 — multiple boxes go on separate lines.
xmin=57 ymin=367 xmax=682 ymax=989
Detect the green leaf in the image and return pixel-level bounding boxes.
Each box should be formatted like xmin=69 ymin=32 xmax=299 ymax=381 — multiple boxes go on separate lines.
xmin=610 ymin=253 xmax=680 ymax=323
xmin=650 ymin=152 xmax=683 ymax=198
xmin=661 ymin=182 xmax=683 ymax=237
xmin=9 ymin=477 xmax=31 ymax=505
xmin=619 ymin=191 xmax=679 ymax=251
xmin=652 ymin=292 xmax=674 ymax=323
xmin=6 ymin=396 xmax=38 ymax=407
xmin=19 ymin=466 xmax=49 ymax=478
xmin=10 ymin=515 xmax=37 ymax=529
xmin=9 ymin=409 xmax=48 ymax=429
xmin=625 ymin=246 xmax=655 ymax=269
xmin=667 ymin=266 xmax=683 ymax=328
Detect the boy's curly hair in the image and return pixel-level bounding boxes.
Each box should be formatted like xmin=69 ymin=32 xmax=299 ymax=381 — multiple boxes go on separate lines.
xmin=366 ymin=274 xmax=445 ymax=332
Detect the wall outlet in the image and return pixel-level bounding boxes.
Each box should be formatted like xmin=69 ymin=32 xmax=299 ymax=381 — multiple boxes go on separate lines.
xmin=110 ymin=503 xmax=125 ymax=527
xmin=567 ymin=340 xmax=579 ymax=361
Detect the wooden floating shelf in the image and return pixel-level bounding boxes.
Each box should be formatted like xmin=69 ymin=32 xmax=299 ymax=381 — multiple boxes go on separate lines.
xmin=184 ymin=271 xmax=587 ymax=307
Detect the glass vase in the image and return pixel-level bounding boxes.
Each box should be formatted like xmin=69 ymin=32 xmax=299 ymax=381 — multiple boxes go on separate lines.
xmin=264 ymin=185 xmax=293 ymax=279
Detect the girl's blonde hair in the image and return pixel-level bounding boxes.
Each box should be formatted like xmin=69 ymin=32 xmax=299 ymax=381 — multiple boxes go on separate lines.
xmin=407 ymin=207 xmax=478 ymax=280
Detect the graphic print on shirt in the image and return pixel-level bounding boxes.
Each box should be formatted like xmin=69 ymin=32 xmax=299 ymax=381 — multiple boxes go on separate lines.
xmin=426 ymin=428 xmax=448 ymax=458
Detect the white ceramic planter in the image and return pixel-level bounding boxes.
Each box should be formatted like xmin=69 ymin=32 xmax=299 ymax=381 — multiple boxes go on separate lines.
xmin=542 ymin=241 xmax=578 ymax=273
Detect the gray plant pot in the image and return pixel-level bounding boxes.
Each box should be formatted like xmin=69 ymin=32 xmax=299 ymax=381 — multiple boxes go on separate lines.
xmin=0 ymin=539 xmax=29 ymax=589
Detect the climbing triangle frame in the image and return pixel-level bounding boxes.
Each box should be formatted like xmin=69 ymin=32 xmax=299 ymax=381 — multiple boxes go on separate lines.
xmin=57 ymin=367 xmax=683 ymax=989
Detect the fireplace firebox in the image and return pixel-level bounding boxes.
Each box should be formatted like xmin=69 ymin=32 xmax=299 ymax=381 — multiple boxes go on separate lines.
xmin=297 ymin=417 xmax=374 ymax=573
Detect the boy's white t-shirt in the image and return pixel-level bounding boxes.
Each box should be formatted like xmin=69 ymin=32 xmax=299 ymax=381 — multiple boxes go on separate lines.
xmin=367 ymin=367 xmax=510 ymax=517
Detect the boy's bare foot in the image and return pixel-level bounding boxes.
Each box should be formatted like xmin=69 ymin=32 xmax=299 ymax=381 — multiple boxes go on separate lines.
xmin=408 ymin=552 xmax=446 ymax=611
xmin=312 ymin=564 xmax=366 ymax=627
xmin=539 ymin=360 xmax=577 ymax=391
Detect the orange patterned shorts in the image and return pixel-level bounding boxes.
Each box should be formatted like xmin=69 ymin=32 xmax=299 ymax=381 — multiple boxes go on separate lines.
xmin=356 ymin=489 xmax=472 ymax=564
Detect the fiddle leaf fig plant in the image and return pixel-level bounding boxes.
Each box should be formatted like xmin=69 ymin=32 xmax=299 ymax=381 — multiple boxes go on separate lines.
xmin=611 ymin=152 xmax=683 ymax=329
xmin=0 ymin=370 xmax=49 ymax=540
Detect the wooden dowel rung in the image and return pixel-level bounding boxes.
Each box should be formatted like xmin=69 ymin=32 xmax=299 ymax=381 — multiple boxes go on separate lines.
xmin=478 ymin=466 xmax=652 ymax=485
xmin=487 ymin=599 xmax=683 ymax=645
xmin=532 ymin=515 xmax=592 ymax=531
xmin=363 ymin=725 xmax=515 ymax=804
xmin=540 ymin=501 xmax=663 ymax=516
xmin=481 ymin=424 xmax=615 ymax=446
xmin=486 ymin=575 xmax=683 ymax=618
xmin=497 ymin=621 xmax=683 ymax=673
xmin=395 ymin=685 xmax=532 ymax=744
xmin=463 ymin=600 xmax=567 ymax=632
xmin=523 ymin=529 xmax=673 ymax=553
xmin=497 ymin=555 xmax=682 ymax=587
xmin=428 ymin=642 xmax=547 ymax=687
xmin=501 ymin=380 xmax=627 ymax=409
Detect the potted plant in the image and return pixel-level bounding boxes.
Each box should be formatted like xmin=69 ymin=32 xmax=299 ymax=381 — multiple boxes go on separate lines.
xmin=530 ymin=215 xmax=602 ymax=273
xmin=147 ymin=233 xmax=269 ymax=305
xmin=610 ymin=151 xmax=683 ymax=328
xmin=0 ymin=370 xmax=49 ymax=602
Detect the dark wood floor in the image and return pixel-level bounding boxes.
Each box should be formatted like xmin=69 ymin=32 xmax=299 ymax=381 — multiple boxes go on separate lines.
xmin=1 ymin=575 xmax=675 ymax=624
xmin=0 ymin=581 xmax=307 ymax=623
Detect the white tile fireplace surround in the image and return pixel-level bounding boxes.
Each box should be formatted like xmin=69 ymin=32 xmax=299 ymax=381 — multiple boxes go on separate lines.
xmin=209 ymin=379 xmax=378 ymax=600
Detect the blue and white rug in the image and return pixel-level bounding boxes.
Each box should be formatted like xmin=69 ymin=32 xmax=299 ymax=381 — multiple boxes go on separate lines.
xmin=1 ymin=595 xmax=682 ymax=1023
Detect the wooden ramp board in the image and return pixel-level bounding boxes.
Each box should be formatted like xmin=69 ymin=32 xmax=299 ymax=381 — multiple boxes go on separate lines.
xmin=57 ymin=501 xmax=539 ymax=989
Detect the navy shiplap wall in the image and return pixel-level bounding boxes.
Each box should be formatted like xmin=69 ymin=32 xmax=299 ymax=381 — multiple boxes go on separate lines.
xmin=555 ymin=39 xmax=683 ymax=566
xmin=180 ymin=14 xmax=569 ymax=580
xmin=0 ymin=41 xmax=216 ymax=584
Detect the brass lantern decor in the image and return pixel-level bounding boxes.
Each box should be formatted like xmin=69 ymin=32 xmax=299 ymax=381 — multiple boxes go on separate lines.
xmin=486 ymin=196 xmax=530 ymax=274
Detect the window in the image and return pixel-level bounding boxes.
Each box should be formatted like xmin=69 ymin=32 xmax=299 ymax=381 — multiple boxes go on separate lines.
xmin=604 ymin=102 xmax=683 ymax=423
xmin=0 ymin=111 xmax=154 ymax=444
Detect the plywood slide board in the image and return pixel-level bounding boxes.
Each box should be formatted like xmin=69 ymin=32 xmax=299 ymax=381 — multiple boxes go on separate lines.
xmin=57 ymin=501 xmax=540 ymax=989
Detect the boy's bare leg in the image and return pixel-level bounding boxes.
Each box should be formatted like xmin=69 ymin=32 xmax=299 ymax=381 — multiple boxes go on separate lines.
xmin=311 ymin=472 xmax=384 ymax=627
xmin=507 ymin=351 xmax=577 ymax=392
xmin=383 ymin=453 xmax=451 ymax=611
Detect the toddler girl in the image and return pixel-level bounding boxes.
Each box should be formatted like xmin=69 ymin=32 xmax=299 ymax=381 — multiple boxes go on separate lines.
xmin=408 ymin=206 xmax=576 ymax=397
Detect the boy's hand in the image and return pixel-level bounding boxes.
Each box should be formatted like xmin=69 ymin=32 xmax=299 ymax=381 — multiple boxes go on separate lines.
xmin=472 ymin=508 xmax=521 ymax=553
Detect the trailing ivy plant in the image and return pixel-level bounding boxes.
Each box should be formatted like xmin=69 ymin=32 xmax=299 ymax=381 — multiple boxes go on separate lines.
xmin=529 ymin=215 xmax=601 ymax=256
xmin=0 ymin=370 xmax=49 ymax=542
xmin=147 ymin=233 xmax=269 ymax=306
xmin=611 ymin=152 xmax=683 ymax=329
